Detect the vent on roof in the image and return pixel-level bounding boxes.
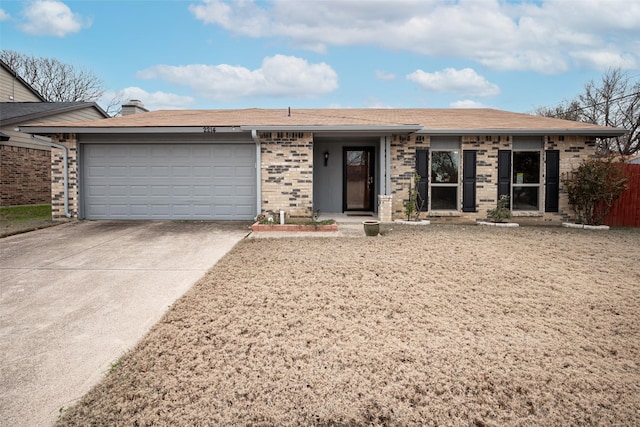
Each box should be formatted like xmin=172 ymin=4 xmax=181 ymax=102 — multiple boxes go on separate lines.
xmin=121 ymin=99 xmax=149 ymax=116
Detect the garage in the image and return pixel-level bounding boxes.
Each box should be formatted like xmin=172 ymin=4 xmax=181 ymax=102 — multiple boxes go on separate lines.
xmin=81 ymin=141 xmax=256 ymax=220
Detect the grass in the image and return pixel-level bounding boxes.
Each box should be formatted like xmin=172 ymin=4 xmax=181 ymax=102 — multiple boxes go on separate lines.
xmin=55 ymin=226 xmax=640 ymax=426
xmin=0 ymin=204 xmax=51 ymax=222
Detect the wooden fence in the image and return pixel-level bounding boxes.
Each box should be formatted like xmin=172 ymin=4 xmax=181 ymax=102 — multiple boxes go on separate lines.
xmin=603 ymin=164 xmax=640 ymax=227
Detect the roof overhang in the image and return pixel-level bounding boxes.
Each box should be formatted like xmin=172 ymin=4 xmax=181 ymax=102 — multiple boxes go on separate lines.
xmin=18 ymin=126 xmax=246 ymax=135
xmin=20 ymin=124 xmax=627 ymax=138
xmin=19 ymin=124 xmax=424 ymax=136
xmin=240 ymin=125 xmax=423 ymax=133
xmin=417 ymin=128 xmax=628 ymax=137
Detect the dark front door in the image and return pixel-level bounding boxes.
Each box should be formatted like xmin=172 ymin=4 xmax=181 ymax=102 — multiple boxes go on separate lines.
xmin=343 ymin=147 xmax=375 ymax=211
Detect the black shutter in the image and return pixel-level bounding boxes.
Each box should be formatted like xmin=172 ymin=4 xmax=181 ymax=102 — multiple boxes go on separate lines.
xmin=497 ymin=150 xmax=511 ymax=208
xmin=545 ymin=150 xmax=560 ymax=212
xmin=416 ymin=149 xmax=429 ymax=211
xmin=462 ymin=150 xmax=477 ymax=212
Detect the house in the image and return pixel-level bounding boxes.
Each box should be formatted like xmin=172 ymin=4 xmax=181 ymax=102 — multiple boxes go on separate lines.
xmin=20 ymin=107 xmax=625 ymax=224
xmin=0 ymin=59 xmax=109 ymax=207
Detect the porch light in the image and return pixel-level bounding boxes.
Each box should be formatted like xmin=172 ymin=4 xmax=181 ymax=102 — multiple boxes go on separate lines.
xmin=324 ymin=151 xmax=329 ymax=166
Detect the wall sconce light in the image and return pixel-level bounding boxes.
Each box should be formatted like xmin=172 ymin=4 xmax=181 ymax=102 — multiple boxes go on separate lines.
xmin=324 ymin=151 xmax=329 ymax=166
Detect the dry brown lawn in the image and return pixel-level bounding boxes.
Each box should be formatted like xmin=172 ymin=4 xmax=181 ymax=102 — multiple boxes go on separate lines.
xmin=57 ymin=225 xmax=640 ymax=426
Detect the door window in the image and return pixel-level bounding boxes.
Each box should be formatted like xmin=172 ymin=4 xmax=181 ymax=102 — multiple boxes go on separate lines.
xmin=344 ymin=148 xmax=374 ymax=210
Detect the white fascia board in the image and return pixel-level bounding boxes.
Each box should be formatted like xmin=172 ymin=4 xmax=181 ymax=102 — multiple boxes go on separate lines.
xmin=416 ymin=128 xmax=628 ymax=136
xmin=18 ymin=126 xmax=245 ymax=135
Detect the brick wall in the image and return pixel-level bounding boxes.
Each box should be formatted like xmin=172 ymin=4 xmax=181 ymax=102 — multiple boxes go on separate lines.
xmin=548 ymin=135 xmax=597 ymax=223
xmin=461 ymin=135 xmax=513 ymax=216
xmin=50 ymin=134 xmax=78 ymax=219
xmin=259 ymin=132 xmax=314 ymax=219
xmin=388 ymin=134 xmax=596 ymax=224
xmin=390 ymin=134 xmax=429 ymax=217
xmin=0 ymin=145 xmax=51 ymax=206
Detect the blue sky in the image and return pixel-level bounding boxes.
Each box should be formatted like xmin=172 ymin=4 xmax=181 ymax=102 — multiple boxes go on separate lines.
xmin=1 ymin=0 xmax=639 ymax=113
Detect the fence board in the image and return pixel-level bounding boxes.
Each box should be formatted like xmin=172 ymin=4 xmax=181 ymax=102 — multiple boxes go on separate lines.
xmin=603 ymin=164 xmax=640 ymax=227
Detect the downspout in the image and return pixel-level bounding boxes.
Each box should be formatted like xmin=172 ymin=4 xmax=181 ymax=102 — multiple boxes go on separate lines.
xmin=30 ymin=134 xmax=71 ymax=218
xmin=251 ymin=129 xmax=262 ymax=219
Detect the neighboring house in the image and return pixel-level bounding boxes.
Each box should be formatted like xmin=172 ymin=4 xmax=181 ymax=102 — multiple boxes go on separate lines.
xmin=0 ymin=59 xmax=108 ymax=207
xmin=21 ymin=107 xmax=625 ymax=224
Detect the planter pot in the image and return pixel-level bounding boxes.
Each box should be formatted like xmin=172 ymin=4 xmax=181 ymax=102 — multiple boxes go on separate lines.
xmin=363 ymin=220 xmax=380 ymax=236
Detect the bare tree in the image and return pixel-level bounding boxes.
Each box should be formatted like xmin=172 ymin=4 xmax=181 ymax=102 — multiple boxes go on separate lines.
xmin=534 ymin=68 xmax=640 ymax=155
xmin=533 ymin=99 xmax=582 ymax=122
xmin=578 ymin=69 xmax=640 ymax=155
xmin=1 ymin=49 xmax=106 ymax=104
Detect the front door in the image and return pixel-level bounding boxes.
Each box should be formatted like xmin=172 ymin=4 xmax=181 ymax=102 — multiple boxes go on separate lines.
xmin=343 ymin=147 xmax=375 ymax=211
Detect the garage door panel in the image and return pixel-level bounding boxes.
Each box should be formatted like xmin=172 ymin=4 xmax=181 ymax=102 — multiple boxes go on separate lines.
xmin=236 ymin=166 xmax=255 ymax=178
xmin=235 ymin=185 xmax=254 ymax=197
xmin=108 ymin=166 xmax=127 ymax=177
xmin=83 ymin=143 xmax=256 ymax=220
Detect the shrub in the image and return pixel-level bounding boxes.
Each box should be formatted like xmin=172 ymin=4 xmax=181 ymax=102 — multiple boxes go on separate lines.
xmin=404 ymin=170 xmax=425 ymax=221
xmin=562 ymin=156 xmax=628 ymax=225
xmin=487 ymin=195 xmax=512 ymax=223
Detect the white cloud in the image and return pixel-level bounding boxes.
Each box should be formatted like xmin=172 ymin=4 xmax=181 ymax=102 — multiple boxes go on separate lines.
xmin=187 ymin=0 xmax=640 ymax=74
xmin=0 ymin=9 xmax=10 ymax=21
xmin=137 ymin=55 xmax=338 ymax=101
xmin=19 ymin=0 xmax=90 ymax=37
xmin=102 ymin=87 xmax=196 ymax=111
xmin=375 ymin=70 xmax=396 ymax=81
xmin=449 ymin=100 xmax=488 ymax=109
xmin=570 ymin=50 xmax=638 ymax=71
xmin=407 ymin=68 xmax=500 ymax=97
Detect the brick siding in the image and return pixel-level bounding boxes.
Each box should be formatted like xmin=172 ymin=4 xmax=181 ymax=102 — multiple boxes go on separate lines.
xmin=259 ymin=132 xmax=314 ymax=219
xmin=388 ymin=134 xmax=596 ymax=224
xmin=0 ymin=145 xmax=51 ymax=206
xmin=50 ymin=134 xmax=78 ymax=219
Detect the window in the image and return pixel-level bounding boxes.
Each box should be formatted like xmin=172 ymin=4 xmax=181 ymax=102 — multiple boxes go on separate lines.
xmin=430 ymin=150 xmax=459 ymax=210
xmin=512 ymin=151 xmax=540 ymax=210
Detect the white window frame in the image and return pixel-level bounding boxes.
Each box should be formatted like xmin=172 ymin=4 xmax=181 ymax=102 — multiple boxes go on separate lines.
xmin=429 ymin=149 xmax=460 ymax=211
xmin=511 ymin=150 xmax=542 ymax=211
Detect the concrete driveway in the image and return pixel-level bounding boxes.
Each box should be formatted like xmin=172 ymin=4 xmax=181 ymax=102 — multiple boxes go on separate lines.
xmin=0 ymin=220 xmax=250 ymax=427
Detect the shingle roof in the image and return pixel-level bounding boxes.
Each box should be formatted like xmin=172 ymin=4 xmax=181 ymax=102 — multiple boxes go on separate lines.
xmin=19 ymin=108 xmax=627 ymax=136
xmin=0 ymin=102 xmax=108 ymax=126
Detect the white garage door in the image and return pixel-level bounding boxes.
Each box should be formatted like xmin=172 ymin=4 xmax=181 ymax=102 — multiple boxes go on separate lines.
xmin=82 ymin=143 xmax=256 ymax=220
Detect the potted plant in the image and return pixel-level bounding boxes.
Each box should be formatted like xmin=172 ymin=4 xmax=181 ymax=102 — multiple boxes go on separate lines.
xmin=362 ymin=220 xmax=380 ymax=236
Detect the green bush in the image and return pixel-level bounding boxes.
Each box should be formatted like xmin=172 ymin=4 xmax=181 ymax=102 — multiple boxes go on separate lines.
xmin=487 ymin=195 xmax=512 ymax=223
xmin=562 ymin=157 xmax=628 ymax=225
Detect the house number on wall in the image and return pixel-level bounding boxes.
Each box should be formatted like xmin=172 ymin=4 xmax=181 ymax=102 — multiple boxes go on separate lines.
xmin=203 ymin=126 xmax=216 ymax=133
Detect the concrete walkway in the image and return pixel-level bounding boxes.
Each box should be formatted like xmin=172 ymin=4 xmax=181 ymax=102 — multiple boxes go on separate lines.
xmin=0 ymin=221 xmax=250 ymax=427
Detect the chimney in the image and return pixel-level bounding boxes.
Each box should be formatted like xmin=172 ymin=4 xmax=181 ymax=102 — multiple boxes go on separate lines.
xmin=121 ymin=99 xmax=149 ymax=116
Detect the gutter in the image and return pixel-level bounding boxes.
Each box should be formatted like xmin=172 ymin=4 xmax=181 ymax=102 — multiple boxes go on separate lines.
xmin=30 ymin=135 xmax=71 ymax=218
xmin=251 ymin=129 xmax=262 ymax=219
